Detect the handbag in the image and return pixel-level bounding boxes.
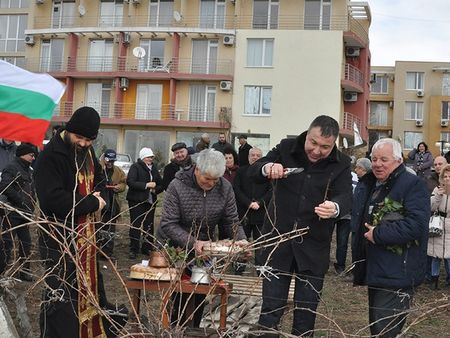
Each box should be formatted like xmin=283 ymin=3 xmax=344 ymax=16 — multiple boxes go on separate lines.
xmin=429 ymin=213 xmax=443 ymax=237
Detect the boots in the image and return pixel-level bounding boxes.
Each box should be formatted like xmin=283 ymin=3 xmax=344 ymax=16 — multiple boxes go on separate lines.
xmin=429 ymin=276 xmax=439 ymax=290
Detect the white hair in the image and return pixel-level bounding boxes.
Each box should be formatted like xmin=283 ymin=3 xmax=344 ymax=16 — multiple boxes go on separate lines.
xmin=195 ymin=149 xmax=226 ymax=177
xmin=371 ymin=138 xmax=403 ymax=162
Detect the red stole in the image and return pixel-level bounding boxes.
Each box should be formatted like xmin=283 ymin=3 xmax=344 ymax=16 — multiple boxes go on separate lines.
xmin=76 ymin=150 xmax=107 ymax=338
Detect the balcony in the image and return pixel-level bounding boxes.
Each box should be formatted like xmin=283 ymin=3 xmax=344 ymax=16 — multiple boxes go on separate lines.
xmin=22 ymin=56 xmax=234 ymax=79
xmin=27 ymin=14 xmax=368 ymax=45
xmin=53 ymin=102 xmax=231 ymax=128
xmin=342 ymin=63 xmax=364 ymax=93
xmin=341 ymin=111 xmax=363 ymax=137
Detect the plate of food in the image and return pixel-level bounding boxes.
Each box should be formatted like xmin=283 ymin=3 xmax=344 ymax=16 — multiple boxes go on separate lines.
xmin=129 ymin=263 xmax=180 ymax=281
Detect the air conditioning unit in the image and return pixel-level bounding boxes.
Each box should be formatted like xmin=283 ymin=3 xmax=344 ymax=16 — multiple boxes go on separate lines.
xmin=389 ymin=101 xmax=394 ymax=108
xmin=123 ymin=33 xmax=131 ymax=45
xmin=220 ymin=80 xmax=232 ymax=91
xmin=370 ymin=73 xmax=377 ymax=84
xmin=441 ymin=120 xmax=449 ymax=127
xmin=416 ymin=89 xmax=425 ymax=97
xmin=132 ymin=0 xmax=141 ymax=3
xmin=223 ymin=35 xmax=235 ymax=46
xmin=343 ymin=91 xmax=358 ymax=102
xmin=415 ymin=120 xmax=423 ymax=127
xmin=119 ymin=77 xmax=129 ymax=90
xmin=24 ymin=35 xmax=35 ymax=46
xmin=346 ymin=46 xmax=360 ymax=57
xmin=36 ymin=0 xmax=44 ymax=4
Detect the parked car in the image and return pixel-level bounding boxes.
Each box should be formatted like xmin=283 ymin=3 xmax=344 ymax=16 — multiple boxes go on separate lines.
xmin=115 ymin=153 xmax=133 ymax=175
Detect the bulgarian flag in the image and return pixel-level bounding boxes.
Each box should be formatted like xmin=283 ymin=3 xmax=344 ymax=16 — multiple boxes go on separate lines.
xmin=0 ymin=60 xmax=65 ymax=147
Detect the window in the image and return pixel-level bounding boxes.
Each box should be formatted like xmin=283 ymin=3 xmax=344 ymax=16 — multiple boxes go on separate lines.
xmin=253 ymin=0 xmax=278 ymax=29
xmin=138 ymin=39 xmax=165 ymax=71
xmin=0 ymin=56 xmax=25 ymax=68
xmin=177 ymin=131 xmax=220 ymax=148
xmin=149 ymin=0 xmax=173 ymax=27
xmin=52 ymin=0 xmax=76 ymax=29
xmin=442 ymin=74 xmax=450 ymax=96
xmin=305 ymin=0 xmax=331 ymax=30
xmin=88 ymin=40 xmax=113 ymax=71
xmin=404 ymin=101 xmax=423 ymax=120
xmin=406 ymin=72 xmax=424 ymax=90
xmin=200 ymin=0 xmax=225 ymax=29
xmin=442 ymin=102 xmax=450 ymax=120
xmin=369 ymin=102 xmax=388 ymax=126
xmin=244 ymin=86 xmax=272 ymax=115
xmin=368 ymin=131 xmax=390 ymax=150
xmin=124 ymin=130 xmax=170 ymax=166
xmin=100 ymin=0 xmax=123 ymax=27
xmin=191 ymin=39 xmax=218 ymax=74
xmin=370 ymin=74 xmax=388 ymax=94
xmin=86 ymin=83 xmax=111 ymax=118
xmin=0 ymin=15 xmax=27 ymax=52
xmin=404 ymin=132 xmax=422 ymax=150
xmin=40 ymin=39 xmax=64 ymax=72
xmin=136 ymin=84 xmax=163 ymax=120
xmin=0 ymin=0 xmax=29 ymax=8
xmin=93 ymin=128 xmax=118 ymax=156
xmin=189 ymin=84 xmax=216 ymax=122
xmin=247 ymin=38 xmax=273 ymax=67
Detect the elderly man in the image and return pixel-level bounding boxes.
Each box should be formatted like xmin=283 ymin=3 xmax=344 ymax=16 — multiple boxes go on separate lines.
xmin=35 ymin=107 xmax=127 ymax=337
xmin=162 ymin=142 xmax=193 ymax=190
xmin=99 ymin=149 xmax=127 ymax=258
xmin=195 ymin=133 xmax=210 ymax=152
xmin=352 ymin=138 xmax=429 ymax=338
xmin=157 ymin=149 xmax=248 ymax=328
xmin=249 ymin=115 xmax=353 ymax=337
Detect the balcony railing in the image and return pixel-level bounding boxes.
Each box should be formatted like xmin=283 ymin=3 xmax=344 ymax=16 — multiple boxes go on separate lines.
xmin=31 ymin=14 xmax=368 ymax=44
xmin=342 ymin=111 xmax=363 ymax=135
xmin=54 ymin=102 xmax=230 ymax=124
xmin=344 ymin=63 xmax=364 ymax=89
xmin=21 ymin=56 xmax=233 ymax=76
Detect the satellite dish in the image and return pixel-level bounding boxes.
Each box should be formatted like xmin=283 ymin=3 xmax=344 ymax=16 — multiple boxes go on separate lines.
xmin=132 ymin=46 xmax=146 ymax=59
xmin=343 ymin=137 xmax=348 ymax=149
xmin=78 ymin=5 xmax=86 ymax=17
xmin=173 ymin=11 xmax=182 ymax=23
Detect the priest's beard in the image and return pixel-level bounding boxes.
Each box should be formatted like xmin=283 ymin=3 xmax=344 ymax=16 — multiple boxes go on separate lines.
xmin=64 ymin=132 xmax=92 ymax=173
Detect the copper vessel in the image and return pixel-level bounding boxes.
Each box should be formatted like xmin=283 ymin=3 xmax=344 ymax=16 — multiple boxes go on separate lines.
xmin=149 ymin=251 xmax=169 ymax=268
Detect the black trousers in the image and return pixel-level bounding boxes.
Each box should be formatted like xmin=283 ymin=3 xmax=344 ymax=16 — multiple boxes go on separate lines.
xmin=332 ymin=218 xmax=351 ymax=268
xmin=2 ymin=213 xmax=32 ymax=271
xmin=258 ymin=265 xmax=324 ymax=337
xmin=368 ymin=286 xmax=413 ymax=338
xmin=98 ymin=209 xmax=118 ymax=256
xmin=128 ymin=201 xmax=155 ymax=254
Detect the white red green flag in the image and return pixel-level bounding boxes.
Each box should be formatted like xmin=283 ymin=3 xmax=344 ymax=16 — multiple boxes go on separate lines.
xmin=0 ymin=60 xmax=65 ymax=146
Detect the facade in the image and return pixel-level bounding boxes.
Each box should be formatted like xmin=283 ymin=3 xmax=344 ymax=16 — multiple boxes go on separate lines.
xmin=370 ymin=61 xmax=450 ymax=158
xmin=1 ymin=0 xmax=371 ymax=162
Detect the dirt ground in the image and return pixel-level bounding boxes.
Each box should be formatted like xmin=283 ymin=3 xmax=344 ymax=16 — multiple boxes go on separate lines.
xmin=3 ymin=206 xmax=450 ymax=337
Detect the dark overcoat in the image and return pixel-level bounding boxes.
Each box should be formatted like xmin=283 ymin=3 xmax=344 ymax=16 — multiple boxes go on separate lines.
xmin=126 ymin=159 xmax=163 ymax=203
xmin=249 ymin=132 xmax=352 ymax=275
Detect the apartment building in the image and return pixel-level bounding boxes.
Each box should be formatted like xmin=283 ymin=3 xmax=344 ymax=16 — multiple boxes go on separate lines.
xmin=370 ymin=61 xmax=450 ymax=158
xmin=1 ymin=0 xmax=371 ymax=162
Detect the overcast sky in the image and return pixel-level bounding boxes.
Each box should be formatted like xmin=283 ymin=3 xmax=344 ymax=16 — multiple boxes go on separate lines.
xmin=368 ymin=0 xmax=450 ymax=66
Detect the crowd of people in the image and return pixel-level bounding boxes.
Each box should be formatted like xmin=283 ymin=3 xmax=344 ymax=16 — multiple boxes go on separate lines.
xmin=0 ymin=107 xmax=449 ymax=337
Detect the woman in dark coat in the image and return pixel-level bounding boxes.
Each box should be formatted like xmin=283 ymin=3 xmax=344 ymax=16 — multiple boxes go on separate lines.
xmin=126 ymin=147 xmax=163 ymax=258
xmin=408 ymin=142 xmax=433 ymax=178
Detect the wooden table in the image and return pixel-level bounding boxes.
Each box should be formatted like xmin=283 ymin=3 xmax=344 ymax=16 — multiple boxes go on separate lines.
xmin=126 ymin=278 xmax=232 ymax=330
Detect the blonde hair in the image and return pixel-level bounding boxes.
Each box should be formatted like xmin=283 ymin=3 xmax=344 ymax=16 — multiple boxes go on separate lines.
xmin=439 ymin=164 xmax=450 ymax=184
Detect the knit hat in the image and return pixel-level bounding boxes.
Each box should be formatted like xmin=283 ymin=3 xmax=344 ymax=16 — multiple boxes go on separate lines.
xmin=186 ymin=146 xmax=196 ymax=155
xmin=16 ymin=143 xmax=36 ymax=157
xmin=66 ymin=106 xmax=100 ymax=140
xmin=356 ymin=158 xmax=372 ymax=172
xmin=171 ymin=142 xmax=187 ymax=152
xmin=139 ymin=147 xmax=154 ymax=160
xmin=104 ymin=149 xmax=117 ymax=162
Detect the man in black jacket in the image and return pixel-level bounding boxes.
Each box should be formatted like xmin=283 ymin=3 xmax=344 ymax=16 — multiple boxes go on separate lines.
xmin=0 ymin=143 xmax=36 ymax=281
xmin=162 ymin=142 xmax=192 ymax=190
xmin=249 ymin=115 xmax=352 ymax=337
xmin=34 ymin=107 xmax=126 ymax=338
xmin=238 ymin=134 xmax=252 ymax=166
xmin=126 ymin=147 xmax=163 ymax=258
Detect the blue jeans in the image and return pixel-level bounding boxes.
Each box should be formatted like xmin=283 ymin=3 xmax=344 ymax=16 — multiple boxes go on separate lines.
xmin=431 ymin=257 xmax=450 ymax=284
xmin=334 ymin=218 xmax=351 ymax=268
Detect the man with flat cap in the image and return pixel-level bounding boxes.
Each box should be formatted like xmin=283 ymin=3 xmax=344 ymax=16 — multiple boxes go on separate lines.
xmin=162 ymin=142 xmax=193 ymax=190
xmin=34 ymin=106 xmax=127 ymax=338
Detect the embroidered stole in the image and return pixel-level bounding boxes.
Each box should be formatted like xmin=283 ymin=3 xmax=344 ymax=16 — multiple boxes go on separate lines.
xmin=76 ymin=149 xmax=107 ymax=338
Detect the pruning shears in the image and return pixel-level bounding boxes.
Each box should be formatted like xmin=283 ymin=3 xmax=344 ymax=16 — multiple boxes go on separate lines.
xmin=284 ymin=167 xmax=305 ymax=177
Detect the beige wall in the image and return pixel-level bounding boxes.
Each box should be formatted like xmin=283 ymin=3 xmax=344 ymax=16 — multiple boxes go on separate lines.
xmin=231 ymin=29 xmax=343 ymax=148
